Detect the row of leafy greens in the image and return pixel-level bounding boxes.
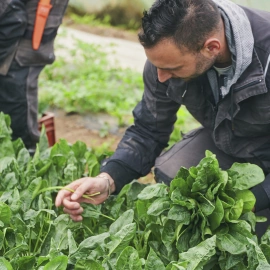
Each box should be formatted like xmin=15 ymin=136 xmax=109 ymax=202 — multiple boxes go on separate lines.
xmin=0 ymin=111 xmax=270 ymax=270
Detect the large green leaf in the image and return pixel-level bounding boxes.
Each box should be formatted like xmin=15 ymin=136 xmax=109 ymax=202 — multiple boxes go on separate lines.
xmin=227 ymin=163 xmax=265 ymax=190
xmin=191 ymin=152 xmax=220 ymax=193
xmin=74 ymin=260 xmax=104 ymax=270
xmin=11 ymin=256 xmax=36 ymax=270
xmin=198 ymin=194 xmax=215 ymax=216
xmin=170 ymin=177 xmax=189 ymax=196
xmin=247 ymin=238 xmax=270 ymax=269
xmin=0 ymin=202 xmax=11 ymax=225
xmin=218 ymin=253 xmax=246 ymax=270
xmin=227 ymin=199 xmax=244 ymax=222
xmin=68 ymin=229 xmax=77 ymax=255
xmin=138 ymin=183 xmax=168 ymax=200
xmin=0 ymin=139 xmax=14 ymax=159
xmin=167 ymin=205 xmax=191 ymax=224
xmin=217 ymin=232 xmax=246 ymax=255
xmin=0 ymin=257 xmax=13 ymax=270
xmin=87 ymin=153 xmax=100 ymax=177
xmin=71 ymin=232 xmax=109 ymax=259
xmin=147 ymin=198 xmax=171 ymax=216
xmin=109 ymin=209 xmax=134 ymax=234
xmin=260 ymin=244 xmax=270 ymax=264
xmin=209 ymin=196 xmax=224 ymax=231
xmin=161 ymin=219 xmax=176 ymax=248
xmin=235 ymin=190 xmax=256 ymax=213
xmin=116 ymin=246 xmax=142 ymax=270
xmin=43 ymin=255 xmax=68 ymax=270
xmin=176 ymin=225 xmax=193 ymax=253
xmin=0 ymin=157 xmax=15 ymax=174
xmin=107 ymin=223 xmax=136 ymax=256
xmin=145 ymin=248 xmax=166 ymax=270
xmin=178 ymin=235 xmax=216 ymax=270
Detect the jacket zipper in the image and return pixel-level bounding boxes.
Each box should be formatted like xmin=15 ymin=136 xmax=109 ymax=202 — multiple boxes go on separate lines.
xmin=233 ymin=79 xmax=262 ymax=92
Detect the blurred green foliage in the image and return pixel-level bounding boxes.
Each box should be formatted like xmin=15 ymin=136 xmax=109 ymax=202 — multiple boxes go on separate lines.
xmin=39 ymin=36 xmax=199 ymax=147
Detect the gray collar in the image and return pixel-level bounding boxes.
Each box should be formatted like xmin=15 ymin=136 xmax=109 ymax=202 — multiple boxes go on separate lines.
xmin=209 ymin=0 xmax=254 ymax=98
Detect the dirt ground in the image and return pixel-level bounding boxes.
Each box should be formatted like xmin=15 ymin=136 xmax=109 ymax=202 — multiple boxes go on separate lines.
xmin=51 ymin=24 xmax=155 ymax=184
xmin=53 ymin=109 xmax=123 ymax=150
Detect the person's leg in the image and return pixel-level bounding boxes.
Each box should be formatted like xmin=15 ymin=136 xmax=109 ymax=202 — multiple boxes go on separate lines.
xmin=0 ymin=62 xmax=43 ymax=151
xmin=154 ymin=127 xmax=244 ymax=184
xmin=0 ymin=62 xmax=32 ymax=147
xmin=26 ymin=66 xmax=44 ymax=151
xmin=255 ymin=209 xmax=270 ymax=238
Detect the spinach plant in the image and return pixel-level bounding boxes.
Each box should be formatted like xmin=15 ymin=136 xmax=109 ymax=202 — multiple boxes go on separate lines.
xmin=0 ymin=111 xmax=270 ymax=270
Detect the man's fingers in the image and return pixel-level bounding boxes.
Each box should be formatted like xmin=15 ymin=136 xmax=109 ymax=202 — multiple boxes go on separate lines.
xmin=70 ymin=181 xmax=92 ymax=201
xmin=63 ymin=206 xmax=83 ymax=215
xmin=55 ymin=178 xmax=101 ymax=208
xmin=62 ymin=198 xmax=81 ymax=210
xmin=55 ymin=179 xmax=84 ymax=207
xmin=55 ymin=189 xmax=70 ymax=207
xmin=69 ymin=214 xmax=83 ymax=222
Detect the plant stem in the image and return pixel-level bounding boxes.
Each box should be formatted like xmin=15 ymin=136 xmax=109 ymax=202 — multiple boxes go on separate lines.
xmin=28 ymin=228 xmax=32 ymax=256
xmin=35 ymin=222 xmax=52 ymax=256
xmin=37 ymin=186 xmax=100 ymax=200
xmin=83 ymin=224 xmax=94 ymax=235
xmin=33 ymin=221 xmax=44 ymax=254
xmin=99 ymin=213 xmax=115 ymax=221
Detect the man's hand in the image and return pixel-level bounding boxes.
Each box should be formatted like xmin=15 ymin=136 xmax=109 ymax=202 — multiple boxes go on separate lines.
xmin=55 ymin=173 xmax=115 ymax=221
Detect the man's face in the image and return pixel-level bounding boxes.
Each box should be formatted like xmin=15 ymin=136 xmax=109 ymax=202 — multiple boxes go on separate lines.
xmin=145 ymin=39 xmax=217 ymax=82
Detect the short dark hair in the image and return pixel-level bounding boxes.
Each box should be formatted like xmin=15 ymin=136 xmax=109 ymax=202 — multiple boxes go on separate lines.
xmin=138 ymin=0 xmax=221 ymax=52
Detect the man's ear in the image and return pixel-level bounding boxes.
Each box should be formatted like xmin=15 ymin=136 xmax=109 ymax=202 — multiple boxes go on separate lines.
xmin=201 ymin=38 xmax=221 ymax=58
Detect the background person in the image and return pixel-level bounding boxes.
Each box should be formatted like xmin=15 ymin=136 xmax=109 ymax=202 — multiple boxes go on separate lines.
xmin=55 ymin=0 xmax=270 ymax=237
xmin=0 ymin=0 xmax=69 ymax=154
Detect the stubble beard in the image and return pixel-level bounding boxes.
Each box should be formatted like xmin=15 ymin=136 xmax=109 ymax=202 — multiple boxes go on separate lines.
xmin=182 ymin=53 xmax=217 ymax=82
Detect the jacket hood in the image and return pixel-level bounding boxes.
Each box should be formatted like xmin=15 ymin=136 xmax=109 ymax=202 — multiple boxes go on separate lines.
xmin=0 ymin=0 xmax=10 ymax=18
xmin=211 ymin=0 xmax=254 ymax=97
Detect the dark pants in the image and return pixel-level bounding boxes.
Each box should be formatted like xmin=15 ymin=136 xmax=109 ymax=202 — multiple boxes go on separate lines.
xmin=154 ymin=127 xmax=270 ymax=238
xmin=0 ymin=62 xmax=42 ymax=149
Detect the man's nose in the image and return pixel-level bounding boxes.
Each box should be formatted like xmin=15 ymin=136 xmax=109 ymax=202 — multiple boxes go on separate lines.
xmin=157 ymin=69 xmax=172 ymax=83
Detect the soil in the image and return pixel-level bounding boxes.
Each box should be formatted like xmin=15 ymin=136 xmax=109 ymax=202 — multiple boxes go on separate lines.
xmin=51 ymin=23 xmax=155 ymax=184
xmin=53 ymin=109 xmax=124 ymax=150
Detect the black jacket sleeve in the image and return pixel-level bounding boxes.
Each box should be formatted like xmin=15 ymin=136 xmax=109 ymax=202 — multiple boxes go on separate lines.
xmin=100 ymin=160 xmax=141 ymax=194
xmin=101 ymin=60 xmax=181 ymax=192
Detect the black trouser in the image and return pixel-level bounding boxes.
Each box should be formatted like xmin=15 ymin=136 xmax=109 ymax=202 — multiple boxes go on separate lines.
xmin=154 ymin=127 xmax=270 ymax=238
xmin=0 ymin=62 xmax=43 ymax=149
